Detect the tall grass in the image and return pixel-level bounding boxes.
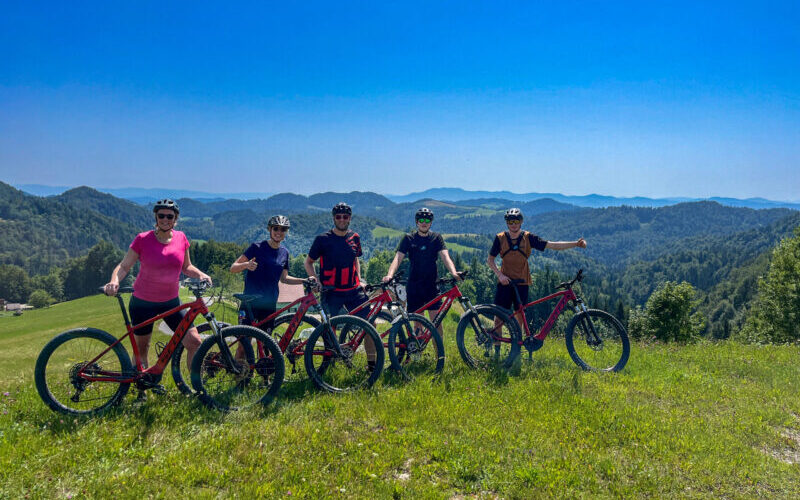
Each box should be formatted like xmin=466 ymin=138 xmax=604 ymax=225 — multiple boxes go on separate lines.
xmin=2 ymin=294 xmax=800 ymax=498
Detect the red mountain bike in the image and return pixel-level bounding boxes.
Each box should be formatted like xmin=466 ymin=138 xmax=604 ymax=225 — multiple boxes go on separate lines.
xmin=34 ymin=280 xmax=284 ymax=415
xmin=215 ymin=278 xmax=384 ymax=393
xmin=458 ymin=269 xmax=630 ymax=371
xmin=346 ymin=274 xmax=443 ymax=380
xmin=383 ymin=270 xmax=521 ymax=373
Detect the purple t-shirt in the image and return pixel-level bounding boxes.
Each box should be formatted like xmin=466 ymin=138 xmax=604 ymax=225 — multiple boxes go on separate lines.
xmin=130 ymin=230 xmax=190 ymax=302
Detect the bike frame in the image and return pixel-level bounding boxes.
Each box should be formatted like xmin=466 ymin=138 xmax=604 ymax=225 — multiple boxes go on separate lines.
xmin=512 ymin=288 xmax=578 ymax=342
xmin=77 ymin=293 xmax=212 ymax=383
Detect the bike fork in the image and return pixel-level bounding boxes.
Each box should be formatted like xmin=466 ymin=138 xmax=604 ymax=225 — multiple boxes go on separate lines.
xmin=317 ymin=307 xmax=348 ymax=360
xmin=206 ymin=313 xmax=244 ymax=374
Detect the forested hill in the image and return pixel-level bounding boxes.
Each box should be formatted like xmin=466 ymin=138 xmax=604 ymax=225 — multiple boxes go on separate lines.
xmin=0 ymin=182 xmax=138 ymax=274
xmin=55 ymin=186 xmax=152 ymax=229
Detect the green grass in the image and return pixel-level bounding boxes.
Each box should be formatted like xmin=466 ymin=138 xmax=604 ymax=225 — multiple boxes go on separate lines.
xmin=372 ymin=226 xmax=406 ymax=239
xmin=443 ymin=241 xmax=480 ymax=253
xmin=2 ymin=296 xmax=800 ymax=498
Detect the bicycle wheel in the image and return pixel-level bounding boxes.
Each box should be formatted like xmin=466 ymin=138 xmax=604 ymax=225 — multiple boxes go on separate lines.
xmin=270 ymin=313 xmax=320 ymax=383
xmin=35 ymin=328 xmax=133 ymax=416
xmin=387 ymin=313 xmax=444 ymax=380
xmin=565 ymin=309 xmax=630 ymax=372
xmin=191 ymin=325 xmax=284 ymax=411
xmin=456 ymin=305 xmax=521 ymax=370
xmin=171 ymin=321 xmax=230 ymax=396
xmin=369 ymin=309 xmax=395 ymax=347
xmin=304 ymin=315 xmax=384 ymax=393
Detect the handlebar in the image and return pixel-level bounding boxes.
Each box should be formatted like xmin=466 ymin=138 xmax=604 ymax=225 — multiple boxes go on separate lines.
xmin=556 ymin=269 xmax=583 ymax=290
xmin=97 ymin=286 xmax=135 ymax=296
xmin=435 ymin=270 xmax=468 ymax=286
xmin=364 ymin=272 xmax=404 ymax=293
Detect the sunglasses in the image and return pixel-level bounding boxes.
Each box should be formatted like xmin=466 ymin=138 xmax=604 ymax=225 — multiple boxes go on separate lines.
xmin=334 ymin=214 xmax=351 ymax=220
xmin=506 ymin=219 xmax=522 ymax=225
xmin=157 ymin=213 xmax=176 ymax=220
xmin=271 ymin=226 xmax=288 ymax=233
xmin=417 ymin=218 xmax=432 ymax=224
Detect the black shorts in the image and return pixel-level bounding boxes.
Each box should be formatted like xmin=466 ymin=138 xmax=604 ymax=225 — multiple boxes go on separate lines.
xmin=322 ymin=288 xmax=370 ymax=320
xmin=129 ymin=295 xmax=186 ymax=336
xmin=239 ymin=304 xmax=277 ymax=331
xmin=494 ymin=283 xmax=529 ymax=312
xmin=406 ymin=282 xmax=442 ymax=313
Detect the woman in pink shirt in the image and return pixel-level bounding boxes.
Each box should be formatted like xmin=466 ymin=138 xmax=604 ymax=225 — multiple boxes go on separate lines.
xmin=104 ymin=199 xmax=211 ymax=398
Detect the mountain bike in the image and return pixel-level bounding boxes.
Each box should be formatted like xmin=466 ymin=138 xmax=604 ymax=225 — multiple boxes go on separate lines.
xmin=210 ymin=278 xmax=384 ymax=393
xmin=34 ymin=280 xmax=284 ymax=415
xmin=501 ymin=269 xmax=629 ymax=371
xmin=377 ymin=270 xmax=521 ymax=371
xmin=347 ymin=274 xmax=443 ymax=380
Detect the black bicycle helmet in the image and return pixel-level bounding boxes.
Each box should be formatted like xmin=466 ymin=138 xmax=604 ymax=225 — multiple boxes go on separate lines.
xmin=268 ymin=215 xmax=290 ymax=228
xmin=415 ymin=207 xmax=434 ymax=222
xmin=331 ymin=202 xmax=352 ymax=216
xmin=153 ymin=199 xmax=179 ymax=214
xmin=504 ymin=207 xmax=523 ymax=222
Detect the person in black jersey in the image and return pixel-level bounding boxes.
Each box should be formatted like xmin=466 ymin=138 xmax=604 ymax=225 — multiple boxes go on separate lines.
xmin=383 ymin=207 xmax=461 ymax=335
xmin=304 ymin=202 xmax=370 ymax=320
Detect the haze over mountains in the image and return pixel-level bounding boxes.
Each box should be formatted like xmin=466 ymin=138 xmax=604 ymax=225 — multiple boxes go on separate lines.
xmin=15 ymin=184 xmax=800 ymax=211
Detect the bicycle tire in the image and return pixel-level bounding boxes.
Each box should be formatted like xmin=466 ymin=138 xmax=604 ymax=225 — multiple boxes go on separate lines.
xmin=387 ymin=313 xmax=445 ymax=380
xmin=171 ymin=321 xmax=231 ymax=396
xmin=191 ymin=325 xmax=284 ymax=411
xmin=270 ymin=312 xmax=321 ymax=384
xmin=304 ymin=315 xmax=384 ymax=393
xmin=35 ymin=328 xmax=133 ymax=416
xmin=456 ymin=304 xmax=521 ymax=370
xmin=565 ymin=309 xmax=630 ymax=372
xmin=369 ymin=309 xmax=395 ymax=345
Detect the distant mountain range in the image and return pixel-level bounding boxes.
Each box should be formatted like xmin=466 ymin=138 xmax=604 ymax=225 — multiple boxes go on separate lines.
xmin=13 ymin=183 xmax=800 ymax=211
xmin=386 ymin=187 xmax=800 ymax=210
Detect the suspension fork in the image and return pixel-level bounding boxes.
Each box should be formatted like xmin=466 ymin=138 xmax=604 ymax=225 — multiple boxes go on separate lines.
xmin=573 ymin=298 xmax=601 ymax=345
xmin=459 ymin=297 xmax=493 ymax=345
xmin=316 ymin=305 xmax=347 ymax=358
xmin=205 ymin=312 xmax=244 ymax=373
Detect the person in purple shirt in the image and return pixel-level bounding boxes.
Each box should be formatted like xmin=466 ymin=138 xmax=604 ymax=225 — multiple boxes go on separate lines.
xmin=230 ymin=215 xmax=306 ymax=329
xmin=104 ymin=199 xmax=211 ymax=399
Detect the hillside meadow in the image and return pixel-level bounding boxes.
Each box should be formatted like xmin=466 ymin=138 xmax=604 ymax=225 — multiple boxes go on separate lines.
xmin=2 ymin=294 xmax=800 ymax=498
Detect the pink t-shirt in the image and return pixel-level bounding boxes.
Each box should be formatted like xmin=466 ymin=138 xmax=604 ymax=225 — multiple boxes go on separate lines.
xmin=130 ymin=230 xmax=190 ymax=302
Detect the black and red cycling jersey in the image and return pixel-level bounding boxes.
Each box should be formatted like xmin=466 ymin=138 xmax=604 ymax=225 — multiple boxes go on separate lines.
xmin=308 ymin=230 xmax=363 ymax=291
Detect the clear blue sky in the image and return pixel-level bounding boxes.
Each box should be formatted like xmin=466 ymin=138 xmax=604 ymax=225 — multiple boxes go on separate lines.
xmin=1 ymin=1 xmax=798 ymax=200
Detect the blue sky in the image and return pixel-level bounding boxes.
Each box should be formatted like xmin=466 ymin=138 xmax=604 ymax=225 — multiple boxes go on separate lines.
xmin=1 ymin=1 xmax=798 ymax=200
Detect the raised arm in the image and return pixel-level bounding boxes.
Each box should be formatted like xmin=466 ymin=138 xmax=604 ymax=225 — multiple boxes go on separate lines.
xmin=545 ymin=238 xmax=587 ymax=251
xmin=230 ymin=254 xmax=257 ymax=274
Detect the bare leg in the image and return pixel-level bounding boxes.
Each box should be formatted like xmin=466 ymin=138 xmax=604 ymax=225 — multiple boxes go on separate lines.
xmin=428 ymin=308 xmax=445 ymax=337
xmin=181 ymin=327 xmax=202 ymax=369
xmin=134 ymin=333 xmax=151 ymax=369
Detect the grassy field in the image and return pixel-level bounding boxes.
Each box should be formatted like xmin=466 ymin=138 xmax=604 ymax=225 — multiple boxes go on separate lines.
xmin=2 ymin=295 xmax=800 ymax=498
xmin=372 ymin=226 xmax=407 ymax=239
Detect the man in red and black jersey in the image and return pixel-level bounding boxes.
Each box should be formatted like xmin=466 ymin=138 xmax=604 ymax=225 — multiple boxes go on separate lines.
xmin=304 ymin=202 xmax=370 ymax=319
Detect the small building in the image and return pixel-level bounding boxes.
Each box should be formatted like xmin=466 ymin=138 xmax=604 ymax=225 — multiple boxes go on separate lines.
xmin=277 ymin=282 xmax=305 ymax=308
xmin=5 ymin=303 xmax=32 ymax=312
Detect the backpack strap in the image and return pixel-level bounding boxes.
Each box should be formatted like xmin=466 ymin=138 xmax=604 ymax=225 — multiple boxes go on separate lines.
xmin=500 ymin=231 xmax=530 ymax=258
